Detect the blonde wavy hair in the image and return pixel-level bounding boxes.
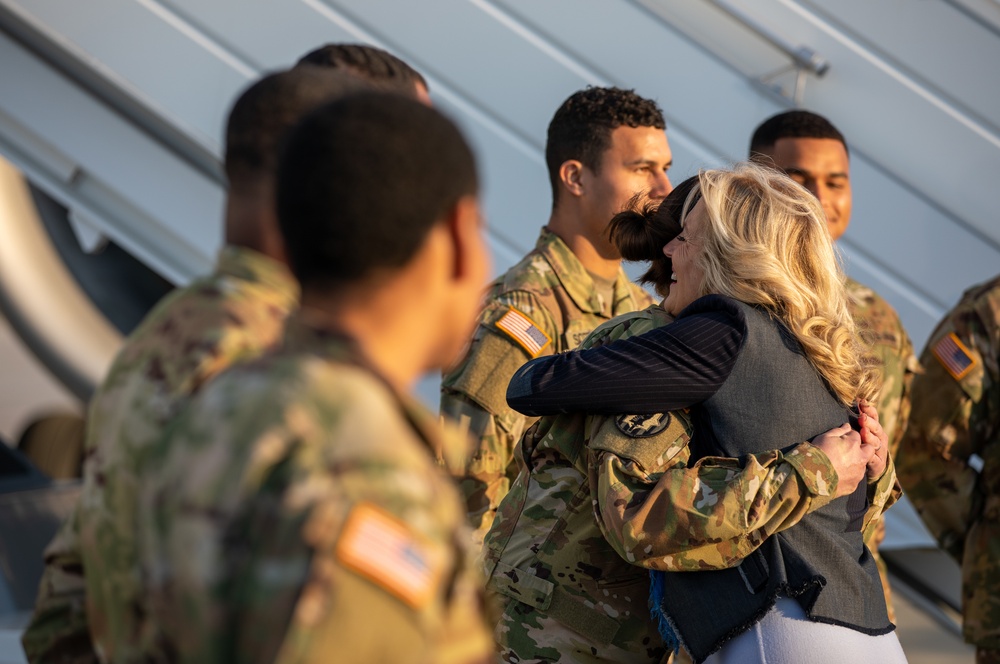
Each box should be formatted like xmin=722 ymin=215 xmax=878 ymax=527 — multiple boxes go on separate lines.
xmin=682 ymin=161 xmax=879 ymax=406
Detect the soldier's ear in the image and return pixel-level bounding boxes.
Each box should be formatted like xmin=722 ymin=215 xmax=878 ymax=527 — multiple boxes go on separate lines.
xmin=559 ymin=160 xmax=585 ymax=198
xmin=444 ymin=194 xmax=489 ymax=286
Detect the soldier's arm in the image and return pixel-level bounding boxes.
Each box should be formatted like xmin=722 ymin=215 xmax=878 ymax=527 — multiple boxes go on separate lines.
xmin=591 ymin=431 xmax=837 ymax=571
xmin=227 ymin=434 xmax=491 ymax=663
xmin=21 ymin=504 xmax=99 ymax=664
xmin=589 ymin=411 xmax=893 ymax=571
xmin=860 ymin=451 xmax=902 ymax=545
xmin=440 ymin=291 xmax=557 ymax=542
xmin=872 ymin=326 xmax=920 ymax=460
xmin=897 ymin=322 xmax=985 ymax=561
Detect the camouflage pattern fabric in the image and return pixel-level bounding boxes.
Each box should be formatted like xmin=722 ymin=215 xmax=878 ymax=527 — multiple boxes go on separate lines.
xmin=482 ymin=304 xmax=901 ymax=663
xmin=846 ymin=277 xmax=920 ymax=623
xmin=21 ymin=246 xmax=298 ymax=663
xmin=441 ymin=228 xmax=654 ymax=542
xmin=139 ymin=318 xmax=493 ymax=663
xmin=898 ymin=274 xmax=1000 ymax=658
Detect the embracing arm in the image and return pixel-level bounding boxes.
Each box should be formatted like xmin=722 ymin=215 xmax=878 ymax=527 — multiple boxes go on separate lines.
xmin=590 ymin=404 xmax=892 ymax=571
xmin=507 ymin=301 xmax=743 ymax=416
xmin=591 ymin=438 xmax=838 ymax=571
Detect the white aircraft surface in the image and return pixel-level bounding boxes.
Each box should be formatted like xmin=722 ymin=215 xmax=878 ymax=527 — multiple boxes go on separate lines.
xmin=1 ymin=1 xmax=997 ymax=661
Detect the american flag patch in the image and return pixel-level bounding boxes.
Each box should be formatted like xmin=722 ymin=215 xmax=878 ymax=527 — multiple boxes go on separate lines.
xmin=336 ymin=503 xmax=444 ymax=608
xmin=496 ymin=307 xmax=551 ymax=357
xmin=932 ymin=332 xmax=978 ymax=381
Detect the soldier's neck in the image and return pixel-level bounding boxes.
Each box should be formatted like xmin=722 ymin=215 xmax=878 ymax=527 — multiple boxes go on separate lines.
xmin=300 ymin=282 xmax=436 ymax=395
xmin=547 ymin=211 xmax=621 ymax=280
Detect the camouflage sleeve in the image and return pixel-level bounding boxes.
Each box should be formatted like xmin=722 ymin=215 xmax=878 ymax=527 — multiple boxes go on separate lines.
xmin=440 ymin=290 xmax=556 ymax=542
xmin=851 ymin=286 xmax=921 ymax=459
xmin=227 ymin=434 xmax=491 ymax=663
xmin=20 ymin=505 xmax=98 ymax=664
xmin=897 ymin=311 xmax=990 ymax=561
xmin=587 ymin=411 xmax=841 ymax=571
xmin=869 ymin=328 xmax=919 ymax=466
xmin=860 ymin=451 xmax=903 ymax=540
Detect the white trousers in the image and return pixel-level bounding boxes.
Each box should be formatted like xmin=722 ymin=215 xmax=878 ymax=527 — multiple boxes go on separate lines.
xmin=703 ymin=597 xmax=908 ymax=664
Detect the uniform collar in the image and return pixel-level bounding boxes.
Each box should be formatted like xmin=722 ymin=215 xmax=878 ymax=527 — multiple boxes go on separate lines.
xmin=215 ymin=245 xmax=299 ymax=308
xmin=280 ymin=312 xmax=451 ymax=460
xmin=535 ymin=228 xmax=640 ymax=317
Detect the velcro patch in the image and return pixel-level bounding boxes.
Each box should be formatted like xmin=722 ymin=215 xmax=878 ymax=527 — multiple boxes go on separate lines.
xmin=495 ymin=307 xmax=551 ymax=357
xmin=336 ymin=502 xmax=444 ymax=608
xmin=615 ymin=412 xmax=672 ymax=438
xmin=932 ymin=332 xmax=977 ymax=381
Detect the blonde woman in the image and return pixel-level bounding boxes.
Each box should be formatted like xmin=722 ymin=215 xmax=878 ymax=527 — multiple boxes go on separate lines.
xmin=507 ymin=162 xmax=904 ymax=663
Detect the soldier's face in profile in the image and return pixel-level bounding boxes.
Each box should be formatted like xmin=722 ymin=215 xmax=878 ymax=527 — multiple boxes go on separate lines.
xmin=579 ymin=126 xmax=674 ymax=252
xmin=759 ymin=137 xmax=853 ymax=241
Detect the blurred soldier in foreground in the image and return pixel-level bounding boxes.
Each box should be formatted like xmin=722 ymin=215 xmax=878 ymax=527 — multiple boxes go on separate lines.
xmin=898 ymin=275 xmax=1000 ymax=663
xmin=749 ymin=110 xmax=918 ymax=620
xmin=441 ymin=87 xmax=671 ymax=541
xmin=142 ymin=93 xmax=493 ymax=662
xmin=22 ymin=54 xmax=421 ymax=662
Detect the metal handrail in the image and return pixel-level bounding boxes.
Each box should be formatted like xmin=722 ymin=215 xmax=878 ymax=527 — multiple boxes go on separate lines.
xmin=706 ymin=0 xmax=830 ymax=104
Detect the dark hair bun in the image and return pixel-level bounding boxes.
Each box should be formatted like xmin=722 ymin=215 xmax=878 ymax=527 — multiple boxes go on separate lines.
xmin=609 ymin=202 xmax=665 ymax=262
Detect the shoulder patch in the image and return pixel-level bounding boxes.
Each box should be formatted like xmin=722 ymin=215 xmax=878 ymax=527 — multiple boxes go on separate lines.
xmin=336 ymin=502 xmax=445 ymax=609
xmin=932 ymin=332 xmax=978 ymax=381
xmin=495 ymin=307 xmax=551 ymax=358
xmin=615 ymin=412 xmax=672 ymax=438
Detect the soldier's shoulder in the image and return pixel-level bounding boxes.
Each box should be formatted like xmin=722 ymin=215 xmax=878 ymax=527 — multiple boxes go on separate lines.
xmin=936 ymin=274 xmax=1000 ymax=344
xmin=624 ymin=280 xmax=657 ymax=307
xmin=846 ymin=278 xmax=902 ymax=323
xmin=958 ymin=274 xmax=1000 ymax=313
xmin=492 ymin=248 xmax=562 ymax=296
xmin=297 ymin=360 xmax=431 ymax=461
xmin=582 ymin=304 xmax=669 ymax=349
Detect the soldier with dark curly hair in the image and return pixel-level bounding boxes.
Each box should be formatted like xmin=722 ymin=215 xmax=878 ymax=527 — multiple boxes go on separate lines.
xmin=441 ymin=87 xmax=672 ymax=542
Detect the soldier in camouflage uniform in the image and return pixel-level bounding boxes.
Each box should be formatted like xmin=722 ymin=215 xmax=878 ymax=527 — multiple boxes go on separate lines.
xmin=483 ymin=179 xmax=899 ymax=663
xmin=20 ymin=67 xmax=394 ymax=663
xmin=749 ymin=110 xmax=919 ymax=620
xmin=898 ymin=274 xmax=1000 ymax=664
xmin=142 ymin=93 xmax=493 ymax=662
xmin=442 ymin=87 xmax=673 ymax=541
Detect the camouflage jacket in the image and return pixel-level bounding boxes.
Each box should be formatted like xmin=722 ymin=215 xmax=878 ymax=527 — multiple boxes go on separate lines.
xmin=898 ymin=274 xmax=1000 ymax=649
xmin=441 ymin=228 xmax=654 ymax=541
xmin=482 ymin=304 xmax=900 ymax=663
xmin=21 ymin=246 xmax=298 ymax=664
xmin=846 ymin=277 xmax=919 ymax=459
xmin=845 ymin=277 xmax=919 ymax=621
xmin=139 ymin=317 xmax=492 ymax=664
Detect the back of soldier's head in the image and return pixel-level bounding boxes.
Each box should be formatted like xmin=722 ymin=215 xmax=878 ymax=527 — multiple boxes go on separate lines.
xmin=223 ymin=67 xmax=375 ymax=191
xmin=749 ymin=110 xmax=849 ymax=159
xmin=296 ymin=43 xmax=428 ymax=99
xmin=545 ymin=86 xmax=666 ymax=203
xmin=277 ymin=93 xmax=477 ymax=292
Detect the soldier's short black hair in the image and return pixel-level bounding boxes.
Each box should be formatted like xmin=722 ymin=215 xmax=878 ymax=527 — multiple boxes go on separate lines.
xmin=545 ymin=87 xmax=666 ymax=205
xmin=277 ymin=93 xmax=477 ymax=290
xmin=749 ymin=110 xmax=849 ymax=159
xmin=296 ymin=43 xmax=428 ymax=94
xmin=223 ymin=67 xmax=374 ymax=187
